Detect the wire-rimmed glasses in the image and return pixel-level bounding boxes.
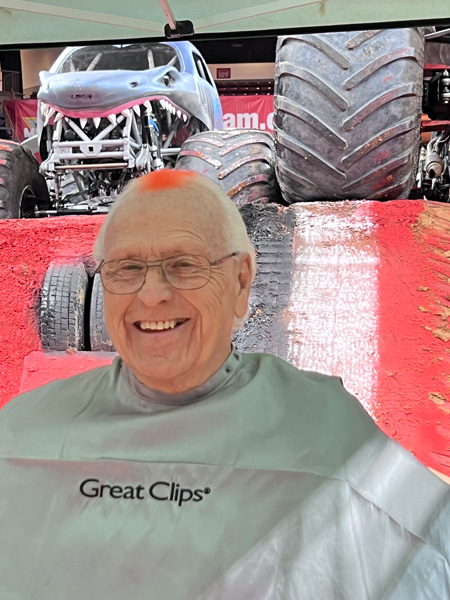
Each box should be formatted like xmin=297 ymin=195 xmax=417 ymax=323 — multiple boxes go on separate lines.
xmin=96 ymin=252 xmax=238 ymax=294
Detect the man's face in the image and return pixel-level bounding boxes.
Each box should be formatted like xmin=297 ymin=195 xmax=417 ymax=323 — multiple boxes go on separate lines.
xmin=102 ymin=191 xmax=252 ymax=393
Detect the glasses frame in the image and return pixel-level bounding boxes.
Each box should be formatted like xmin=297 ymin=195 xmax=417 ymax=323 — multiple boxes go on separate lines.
xmin=96 ymin=252 xmax=239 ymax=294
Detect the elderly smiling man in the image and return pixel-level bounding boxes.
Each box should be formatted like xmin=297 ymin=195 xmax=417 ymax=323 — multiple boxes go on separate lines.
xmin=0 ymin=169 xmax=449 ymax=600
xmin=95 ymin=169 xmax=254 ymax=394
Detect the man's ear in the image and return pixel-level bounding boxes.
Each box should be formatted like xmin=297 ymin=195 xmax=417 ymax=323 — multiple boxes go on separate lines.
xmin=235 ymin=253 xmax=253 ymax=319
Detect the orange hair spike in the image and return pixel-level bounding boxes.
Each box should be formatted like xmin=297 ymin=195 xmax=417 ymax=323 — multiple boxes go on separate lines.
xmin=138 ymin=169 xmax=197 ymax=192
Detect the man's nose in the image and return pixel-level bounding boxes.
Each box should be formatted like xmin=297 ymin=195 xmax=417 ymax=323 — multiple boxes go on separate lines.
xmin=137 ymin=265 xmax=173 ymax=304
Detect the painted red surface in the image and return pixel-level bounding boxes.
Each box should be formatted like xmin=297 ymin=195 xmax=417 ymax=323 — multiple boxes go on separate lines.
xmin=0 ymin=216 xmax=104 ymax=407
xmin=360 ymin=201 xmax=450 ymax=473
xmin=283 ymin=200 xmax=450 ymax=476
xmin=19 ymin=351 xmax=114 ymax=394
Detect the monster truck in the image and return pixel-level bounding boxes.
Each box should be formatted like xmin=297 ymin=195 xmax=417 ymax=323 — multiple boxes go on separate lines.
xmin=0 ymin=41 xmax=224 ymax=219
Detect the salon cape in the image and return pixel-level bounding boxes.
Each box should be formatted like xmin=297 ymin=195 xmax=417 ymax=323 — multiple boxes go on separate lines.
xmin=0 ymin=350 xmax=449 ymax=600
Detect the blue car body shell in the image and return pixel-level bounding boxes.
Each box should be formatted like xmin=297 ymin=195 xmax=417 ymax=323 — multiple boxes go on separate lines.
xmin=37 ymin=41 xmax=223 ymax=134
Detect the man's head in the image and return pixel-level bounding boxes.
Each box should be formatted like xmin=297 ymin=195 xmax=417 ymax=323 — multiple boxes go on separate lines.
xmin=93 ymin=170 xmax=256 ymax=393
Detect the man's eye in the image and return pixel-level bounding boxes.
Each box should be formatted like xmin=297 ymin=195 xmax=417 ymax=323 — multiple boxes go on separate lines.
xmin=170 ymin=258 xmax=201 ymax=270
xmin=116 ymin=262 xmax=144 ymax=275
xmin=174 ymin=261 xmax=196 ymax=269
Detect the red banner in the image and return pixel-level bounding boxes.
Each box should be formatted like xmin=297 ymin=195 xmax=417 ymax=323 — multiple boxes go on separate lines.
xmin=220 ymin=95 xmax=274 ymax=132
xmin=4 ymin=99 xmax=38 ymax=142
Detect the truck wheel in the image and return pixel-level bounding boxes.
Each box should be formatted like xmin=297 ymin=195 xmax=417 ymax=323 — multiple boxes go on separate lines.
xmin=89 ymin=274 xmax=115 ymax=352
xmin=274 ymin=28 xmax=424 ymax=202
xmin=40 ymin=262 xmax=88 ymax=351
xmin=175 ymin=129 xmax=281 ymax=206
xmin=0 ymin=142 xmax=50 ymax=218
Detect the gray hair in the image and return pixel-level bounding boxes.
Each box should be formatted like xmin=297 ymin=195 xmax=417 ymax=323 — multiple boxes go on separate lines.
xmin=93 ymin=171 xmax=256 ymax=330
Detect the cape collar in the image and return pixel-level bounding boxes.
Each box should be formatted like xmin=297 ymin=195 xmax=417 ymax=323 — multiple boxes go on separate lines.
xmin=120 ymin=347 xmax=242 ymax=406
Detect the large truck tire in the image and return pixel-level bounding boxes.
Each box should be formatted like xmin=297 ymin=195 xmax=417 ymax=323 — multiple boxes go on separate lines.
xmin=0 ymin=142 xmax=50 ymax=218
xmin=175 ymin=129 xmax=281 ymax=206
xmin=40 ymin=262 xmax=88 ymax=351
xmin=274 ymin=28 xmax=424 ymax=202
xmin=89 ymin=274 xmax=115 ymax=352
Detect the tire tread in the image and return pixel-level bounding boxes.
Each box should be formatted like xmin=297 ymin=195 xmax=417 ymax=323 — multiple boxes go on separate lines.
xmin=275 ymin=28 xmax=424 ymax=202
xmin=176 ymin=129 xmax=281 ymax=206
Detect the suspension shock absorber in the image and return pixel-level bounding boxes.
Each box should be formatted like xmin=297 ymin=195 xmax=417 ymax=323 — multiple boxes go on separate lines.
xmin=425 ymin=150 xmax=444 ymax=179
xmin=425 ymin=129 xmax=450 ymax=179
xmin=143 ymin=105 xmax=163 ymax=170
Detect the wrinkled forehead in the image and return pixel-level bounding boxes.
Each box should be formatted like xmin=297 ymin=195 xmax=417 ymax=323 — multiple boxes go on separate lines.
xmin=105 ymin=188 xmax=228 ymax=256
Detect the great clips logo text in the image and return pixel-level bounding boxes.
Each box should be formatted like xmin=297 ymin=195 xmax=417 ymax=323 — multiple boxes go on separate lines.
xmin=79 ymin=479 xmax=211 ymax=507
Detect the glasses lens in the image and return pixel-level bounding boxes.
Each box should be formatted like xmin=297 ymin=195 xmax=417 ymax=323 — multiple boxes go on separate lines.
xmin=163 ymin=255 xmax=211 ymax=289
xmin=101 ymin=259 xmax=146 ymax=294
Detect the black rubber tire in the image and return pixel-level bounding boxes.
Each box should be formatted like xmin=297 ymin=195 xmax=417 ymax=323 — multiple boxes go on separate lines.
xmin=89 ymin=274 xmax=115 ymax=352
xmin=0 ymin=141 xmax=50 ymax=218
xmin=175 ymin=129 xmax=281 ymax=206
xmin=40 ymin=262 xmax=88 ymax=351
xmin=274 ymin=28 xmax=424 ymax=202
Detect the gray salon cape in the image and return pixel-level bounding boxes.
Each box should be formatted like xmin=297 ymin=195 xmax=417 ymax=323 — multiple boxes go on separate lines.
xmin=0 ymin=350 xmax=449 ymax=599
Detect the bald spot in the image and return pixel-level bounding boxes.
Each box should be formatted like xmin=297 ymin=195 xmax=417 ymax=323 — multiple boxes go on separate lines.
xmin=103 ymin=187 xmax=230 ymax=259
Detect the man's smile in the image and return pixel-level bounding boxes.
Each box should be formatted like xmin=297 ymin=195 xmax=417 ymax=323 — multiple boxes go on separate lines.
xmin=134 ymin=318 xmax=189 ymax=332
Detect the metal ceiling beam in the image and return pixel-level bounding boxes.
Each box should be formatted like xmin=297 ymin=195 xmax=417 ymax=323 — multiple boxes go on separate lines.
xmin=158 ymin=0 xmax=195 ymax=38
xmin=0 ymin=0 xmax=163 ymax=33
xmin=158 ymin=0 xmax=177 ymax=31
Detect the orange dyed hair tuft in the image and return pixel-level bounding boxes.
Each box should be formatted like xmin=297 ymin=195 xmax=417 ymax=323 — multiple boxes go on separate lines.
xmin=138 ymin=169 xmax=197 ymax=192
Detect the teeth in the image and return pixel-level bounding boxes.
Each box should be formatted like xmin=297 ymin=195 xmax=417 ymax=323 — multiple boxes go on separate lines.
xmin=93 ymin=117 xmax=101 ymax=128
xmin=44 ymin=107 xmax=55 ymax=126
xmin=144 ymin=101 xmax=152 ymax=109
xmin=107 ymin=113 xmax=117 ymax=126
xmin=80 ymin=118 xmax=88 ymax=128
xmin=54 ymin=112 xmax=64 ymax=122
xmin=138 ymin=319 xmax=182 ymax=331
xmin=133 ymin=105 xmax=141 ymax=116
xmin=176 ymin=109 xmax=181 ymax=119
xmin=122 ymin=108 xmax=131 ymax=118
xmin=43 ymin=106 xmax=55 ymax=126
xmin=40 ymin=102 xmax=48 ymax=115
xmin=182 ymin=113 xmax=188 ymax=122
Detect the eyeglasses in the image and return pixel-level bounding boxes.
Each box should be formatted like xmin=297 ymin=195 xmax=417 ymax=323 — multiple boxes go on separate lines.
xmin=96 ymin=252 xmax=238 ymax=294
